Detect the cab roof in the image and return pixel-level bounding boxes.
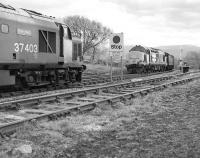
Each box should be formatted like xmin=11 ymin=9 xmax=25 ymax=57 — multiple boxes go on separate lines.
xmin=0 ymin=2 xmax=56 ymax=23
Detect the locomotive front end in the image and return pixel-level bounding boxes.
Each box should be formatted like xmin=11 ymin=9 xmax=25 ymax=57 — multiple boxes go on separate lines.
xmin=0 ymin=3 xmax=85 ymax=90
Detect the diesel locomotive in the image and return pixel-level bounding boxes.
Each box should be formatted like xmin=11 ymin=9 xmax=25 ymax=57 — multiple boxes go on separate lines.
xmin=126 ymin=45 xmax=174 ymax=73
xmin=0 ymin=3 xmax=86 ymax=90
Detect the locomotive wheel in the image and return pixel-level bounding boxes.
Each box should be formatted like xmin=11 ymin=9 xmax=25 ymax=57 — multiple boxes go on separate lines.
xmin=28 ymin=75 xmax=35 ymax=83
xmin=127 ymin=68 xmax=132 ymax=74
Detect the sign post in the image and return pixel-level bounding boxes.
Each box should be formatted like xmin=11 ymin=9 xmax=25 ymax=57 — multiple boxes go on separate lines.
xmin=109 ymin=33 xmax=124 ymax=82
xmin=110 ymin=53 xmax=113 ymax=82
xmin=121 ymin=54 xmax=123 ymax=80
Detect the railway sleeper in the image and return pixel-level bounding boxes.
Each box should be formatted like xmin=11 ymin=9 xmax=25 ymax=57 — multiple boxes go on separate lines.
xmin=13 ymin=100 xmax=39 ymax=108
xmin=1 ymin=103 xmax=21 ymax=111
xmin=140 ymin=91 xmax=148 ymax=96
xmin=77 ymin=104 xmax=95 ymax=113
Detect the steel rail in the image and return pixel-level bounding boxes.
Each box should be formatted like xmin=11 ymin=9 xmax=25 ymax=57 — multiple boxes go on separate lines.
xmin=0 ymin=72 xmax=184 ymax=108
xmin=0 ymin=70 xmax=176 ymax=98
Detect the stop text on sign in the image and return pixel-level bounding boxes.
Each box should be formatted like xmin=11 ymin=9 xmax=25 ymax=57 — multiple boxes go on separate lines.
xmin=111 ymin=44 xmax=122 ymax=49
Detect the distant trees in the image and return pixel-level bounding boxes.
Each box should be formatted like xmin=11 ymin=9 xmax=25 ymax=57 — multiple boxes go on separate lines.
xmin=63 ymin=16 xmax=112 ymax=60
xmin=183 ymin=51 xmax=200 ymax=69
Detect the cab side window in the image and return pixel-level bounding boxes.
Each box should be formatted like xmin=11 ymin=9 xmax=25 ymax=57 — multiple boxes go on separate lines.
xmin=144 ymin=54 xmax=147 ymax=62
xmin=39 ymin=30 xmax=56 ymax=53
xmin=1 ymin=24 xmax=9 ymax=33
xmin=64 ymin=27 xmax=72 ymax=40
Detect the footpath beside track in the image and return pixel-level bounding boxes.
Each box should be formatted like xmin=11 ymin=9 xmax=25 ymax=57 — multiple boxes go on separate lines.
xmin=0 ymin=71 xmax=200 ymax=136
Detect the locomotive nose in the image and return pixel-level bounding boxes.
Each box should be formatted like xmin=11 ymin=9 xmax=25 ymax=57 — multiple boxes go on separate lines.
xmin=128 ymin=58 xmax=140 ymax=64
xmin=82 ymin=65 xmax=87 ymax=71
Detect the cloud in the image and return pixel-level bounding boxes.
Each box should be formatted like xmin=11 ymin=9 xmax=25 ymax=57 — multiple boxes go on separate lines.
xmin=3 ymin=0 xmax=200 ymax=46
xmin=101 ymin=0 xmax=200 ymax=30
xmin=4 ymin=0 xmax=74 ymax=13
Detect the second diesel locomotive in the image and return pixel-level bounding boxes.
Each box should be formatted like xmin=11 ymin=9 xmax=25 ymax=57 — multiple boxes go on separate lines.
xmin=126 ymin=45 xmax=174 ymax=73
xmin=0 ymin=3 xmax=86 ymax=90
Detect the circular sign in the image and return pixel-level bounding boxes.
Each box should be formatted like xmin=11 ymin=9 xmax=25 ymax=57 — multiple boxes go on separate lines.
xmin=113 ymin=36 xmax=120 ymax=44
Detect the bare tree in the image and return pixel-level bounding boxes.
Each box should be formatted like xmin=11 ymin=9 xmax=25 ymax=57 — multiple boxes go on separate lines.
xmin=64 ymin=16 xmax=112 ymax=58
xmin=184 ymin=51 xmax=200 ymax=69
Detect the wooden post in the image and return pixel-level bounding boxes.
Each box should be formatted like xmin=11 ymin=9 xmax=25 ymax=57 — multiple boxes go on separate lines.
xmin=110 ymin=55 xmax=113 ymax=82
xmin=121 ymin=55 xmax=123 ymax=81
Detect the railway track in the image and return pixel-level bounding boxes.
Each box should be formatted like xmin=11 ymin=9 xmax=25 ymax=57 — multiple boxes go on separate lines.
xmin=0 ymin=71 xmax=200 ymax=136
xmin=0 ymin=70 xmax=175 ymax=98
xmin=0 ymin=70 xmax=180 ymax=103
xmin=82 ymin=70 xmax=175 ymax=85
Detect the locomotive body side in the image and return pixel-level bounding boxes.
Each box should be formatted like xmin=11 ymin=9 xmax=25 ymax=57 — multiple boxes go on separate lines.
xmin=148 ymin=48 xmax=167 ymax=71
xmin=165 ymin=53 xmax=174 ymax=70
xmin=0 ymin=8 xmax=60 ymax=68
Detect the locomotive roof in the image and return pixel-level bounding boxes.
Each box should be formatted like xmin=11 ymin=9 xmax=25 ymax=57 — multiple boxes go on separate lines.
xmin=0 ymin=2 xmax=65 ymax=28
xmin=129 ymin=45 xmax=164 ymax=54
xmin=129 ymin=45 xmax=146 ymax=52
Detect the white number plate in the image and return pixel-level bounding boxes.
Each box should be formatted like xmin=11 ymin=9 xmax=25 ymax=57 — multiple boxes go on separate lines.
xmin=14 ymin=43 xmax=38 ymax=53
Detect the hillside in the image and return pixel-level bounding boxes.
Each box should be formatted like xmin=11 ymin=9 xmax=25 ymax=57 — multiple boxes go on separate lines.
xmin=157 ymin=45 xmax=200 ymax=68
xmin=157 ymin=45 xmax=200 ymax=59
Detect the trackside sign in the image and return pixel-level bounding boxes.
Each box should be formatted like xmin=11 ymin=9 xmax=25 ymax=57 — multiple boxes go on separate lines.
xmin=109 ymin=33 xmax=124 ymax=52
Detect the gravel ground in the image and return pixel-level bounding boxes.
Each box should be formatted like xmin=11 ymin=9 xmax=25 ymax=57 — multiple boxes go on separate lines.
xmin=1 ymin=79 xmax=200 ymax=158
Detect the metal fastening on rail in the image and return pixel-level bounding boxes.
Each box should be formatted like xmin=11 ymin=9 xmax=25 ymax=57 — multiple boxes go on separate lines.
xmin=95 ymin=89 xmax=100 ymax=95
xmin=84 ymin=91 xmax=87 ymax=96
xmin=162 ymin=85 xmax=167 ymax=88
xmin=140 ymin=90 xmax=147 ymax=96
xmin=146 ymin=89 xmax=151 ymax=93
xmin=75 ymin=107 xmax=81 ymax=112
xmin=55 ymin=96 xmax=61 ymax=103
xmin=130 ymin=94 xmax=135 ymax=98
xmin=108 ymin=100 xmax=113 ymax=105
xmin=16 ymin=103 xmax=21 ymax=110
xmin=93 ymin=103 xmax=98 ymax=107
xmin=120 ymin=96 xmax=126 ymax=102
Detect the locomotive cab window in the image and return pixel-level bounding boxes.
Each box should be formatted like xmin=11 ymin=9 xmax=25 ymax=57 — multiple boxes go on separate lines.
xmin=144 ymin=54 xmax=147 ymax=62
xmin=78 ymin=43 xmax=82 ymax=57
xmin=163 ymin=55 xmax=165 ymax=62
xmin=72 ymin=42 xmax=82 ymax=61
xmin=39 ymin=30 xmax=56 ymax=53
xmin=63 ymin=27 xmax=72 ymax=40
xmin=1 ymin=24 xmax=9 ymax=33
xmin=72 ymin=43 xmax=78 ymax=60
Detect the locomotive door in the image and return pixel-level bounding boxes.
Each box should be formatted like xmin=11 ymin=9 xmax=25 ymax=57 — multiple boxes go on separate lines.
xmin=60 ymin=25 xmax=73 ymax=63
xmin=72 ymin=42 xmax=82 ymax=61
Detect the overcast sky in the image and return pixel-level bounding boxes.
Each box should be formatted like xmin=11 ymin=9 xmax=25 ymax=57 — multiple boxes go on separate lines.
xmin=4 ymin=0 xmax=200 ymax=47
